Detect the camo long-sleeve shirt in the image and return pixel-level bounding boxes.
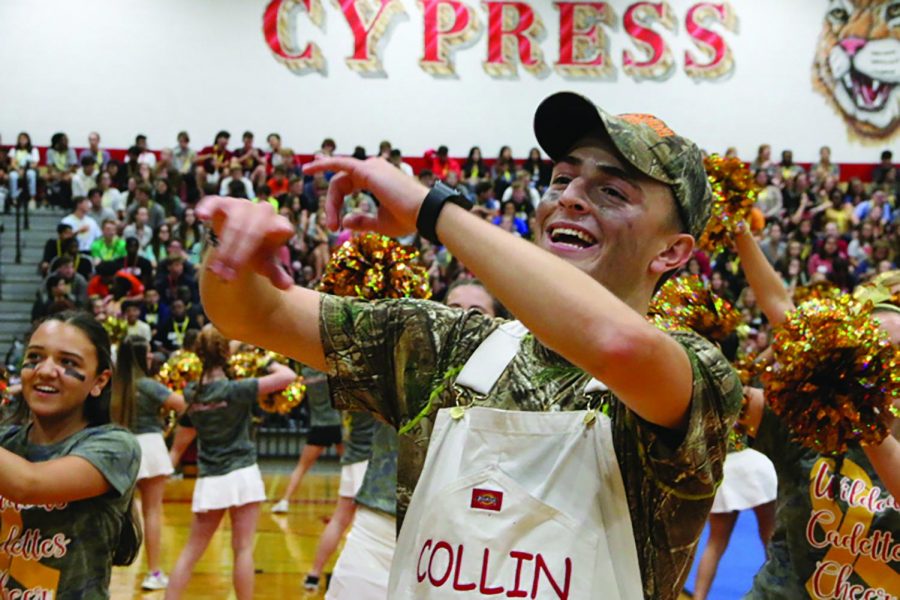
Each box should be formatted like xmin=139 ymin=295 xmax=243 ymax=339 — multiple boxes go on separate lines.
xmin=319 ymin=295 xmax=742 ymax=600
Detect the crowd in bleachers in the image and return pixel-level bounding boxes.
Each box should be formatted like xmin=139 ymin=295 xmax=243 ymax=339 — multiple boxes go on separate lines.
xmin=1 ymin=130 xmax=897 ymax=365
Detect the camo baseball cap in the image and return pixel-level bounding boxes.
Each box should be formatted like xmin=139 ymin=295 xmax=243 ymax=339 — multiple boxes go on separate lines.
xmin=534 ymin=91 xmax=712 ymax=240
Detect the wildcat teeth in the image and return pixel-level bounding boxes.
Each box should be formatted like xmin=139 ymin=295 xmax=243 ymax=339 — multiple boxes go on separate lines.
xmin=872 ymin=80 xmax=881 ymax=92
xmin=843 ymin=73 xmax=853 ymax=88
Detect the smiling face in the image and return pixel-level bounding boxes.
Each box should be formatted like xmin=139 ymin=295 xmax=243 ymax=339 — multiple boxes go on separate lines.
xmin=535 ymin=138 xmax=693 ymax=308
xmin=21 ymin=320 xmax=111 ymax=426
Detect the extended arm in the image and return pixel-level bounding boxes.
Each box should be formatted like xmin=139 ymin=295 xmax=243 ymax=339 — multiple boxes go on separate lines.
xmin=735 ymin=226 xmax=795 ymax=326
xmin=0 ymin=449 xmax=112 ymax=505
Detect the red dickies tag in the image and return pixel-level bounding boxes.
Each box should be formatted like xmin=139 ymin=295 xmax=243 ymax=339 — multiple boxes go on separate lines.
xmin=470 ymin=488 xmax=503 ymax=512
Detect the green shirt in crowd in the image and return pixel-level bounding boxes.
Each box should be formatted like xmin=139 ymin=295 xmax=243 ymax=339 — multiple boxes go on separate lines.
xmin=341 ymin=411 xmax=376 ymax=465
xmin=134 ymin=378 xmax=172 ymax=435
xmin=748 ymin=408 xmax=900 ymax=599
xmin=353 ymin=421 xmax=398 ymax=517
xmin=184 ymin=378 xmax=258 ymax=477
xmin=302 ymin=367 xmax=342 ymax=428
xmin=319 ymin=295 xmax=743 ymax=600
xmin=0 ymin=423 xmax=140 ymax=600
xmin=89 ymin=237 xmax=126 ymax=263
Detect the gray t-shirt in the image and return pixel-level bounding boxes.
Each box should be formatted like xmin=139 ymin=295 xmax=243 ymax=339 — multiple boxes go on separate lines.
xmin=302 ymin=367 xmax=341 ymax=428
xmin=184 ymin=378 xmax=258 ymax=477
xmin=0 ymin=423 xmax=140 ymax=600
xmin=134 ymin=378 xmax=172 ymax=435
xmin=340 ymin=410 xmax=376 ymax=465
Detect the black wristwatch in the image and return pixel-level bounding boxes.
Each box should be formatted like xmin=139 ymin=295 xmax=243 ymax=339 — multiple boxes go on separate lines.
xmin=416 ymin=181 xmax=474 ymax=245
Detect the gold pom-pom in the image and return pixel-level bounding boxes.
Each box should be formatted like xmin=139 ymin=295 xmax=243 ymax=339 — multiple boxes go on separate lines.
xmin=264 ymin=377 xmax=307 ymax=415
xmin=103 ymin=317 xmax=129 ymax=345
xmin=318 ymin=233 xmax=431 ymax=300
xmin=649 ymin=275 xmax=741 ymax=342
xmin=157 ymin=350 xmax=203 ymax=391
xmin=794 ymin=280 xmax=843 ymax=305
xmin=227 ymin=351 xmax=269 ymax=379
xmin=698 ymin=155 xmax=758 ymax=254
xmin=763 ymin=296 xmax=899 ymax=454
xmin=854 ymin=270 xmax=900 ymax=309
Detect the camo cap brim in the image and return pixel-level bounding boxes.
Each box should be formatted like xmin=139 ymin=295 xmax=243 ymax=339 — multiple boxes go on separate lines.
xmin=534 ymin=91 xmax=712 ymax=240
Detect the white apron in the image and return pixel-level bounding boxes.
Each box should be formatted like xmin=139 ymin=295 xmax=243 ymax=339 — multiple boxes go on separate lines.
xmin=388 ymin=322 xmax=644 ymax=599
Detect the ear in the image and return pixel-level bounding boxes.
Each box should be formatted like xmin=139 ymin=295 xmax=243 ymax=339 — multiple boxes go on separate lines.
xmin=649 ymin=233 xmax=695 ymax=276
xmin=90 ymin=369 xmax=112 ymax=397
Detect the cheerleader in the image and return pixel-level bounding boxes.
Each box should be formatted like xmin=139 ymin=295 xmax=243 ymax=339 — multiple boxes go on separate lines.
xmin=165 ymin=325 xmax=295 ymax=600
xmin=271 ymin=366 xmax=343 ymax=513
xmin=733 ymin=227 xmax=899 ymax=599
xmin=0 ymin=311 xmax=142 ymax=599
xmin=110 ymin=335 xmax=186 ymax=591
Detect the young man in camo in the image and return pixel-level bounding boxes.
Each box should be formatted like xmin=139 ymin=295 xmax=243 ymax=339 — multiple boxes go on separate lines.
xmin=197 ymin=91 xmax=742 ymax=599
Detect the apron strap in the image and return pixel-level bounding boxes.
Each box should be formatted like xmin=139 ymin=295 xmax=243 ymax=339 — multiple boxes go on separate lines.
xmin=456 ymin=320 xmax=611 ymax=397
xmin=455 ymin=320 xmax=528 ymax=395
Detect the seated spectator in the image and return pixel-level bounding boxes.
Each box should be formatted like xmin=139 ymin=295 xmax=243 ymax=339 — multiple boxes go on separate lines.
xmin=86 ymin=188 xmax=116 ymax=227
xmin=144 ymin=223 xmax=173 ymax=266
xmin=418 ymin=169 xmax=435 ymax=188
xmin=176 ymin=285 xmax=206 ymax=328
xmin=759 ymin=221 xmax=786 ymax=265
xmin=61 ymin=196 xmax=102 ymax=252
xmin=389 ymin=148 xmax=414 ymax=177
xmin=855 ymin=240 xmax=894 ymax=280
xmin=123 ymin=300 xmax=152 ymax=342
xmin=154 ymin=298 xmax=199 ymax=352
xmin=810 ymin=145 xmax=839 ymax=184
xmin=235 ymin=131 xmax=266 ymax=183
xmin=41 ymin=223 xmax=74 ymax=276
xmin=87 ymin=260 xmax=145 ymax=302
xmin=114 ymin=236 xmax=155 ymax=289
xmin=847 ymin=221 xmax=877 ymax=267
xmin=173 ymin=207 xmax=204 ymax=261
xmin=71 ymin=156 xmax=98 ymax=198
xmin=522 ymin=147 xmax=551 ymax=191
xmin=808 ymin=234 xmax=853 ymax=289
xmin=462 ymin=146 xmax=487 ymax=190
xmin=823 ymin=187 xmax=855 ymax=234
xmin=195 ymin=130 xmax=232 ymax=193
xmin=141 ymin=288 xmax=169 ymax=336
xmin=78 ymin=131 xmax=110 ymax=168
xmin=90 ymin=219 xmax=126 ymax=264
xmin=9 ymin=132 xmax=39 ymax=202
xmin=126 ymin=183 xmax=166 ymax=230
xmin=471 ymin=180 xmax=499 ymax=219
xmin=41 ymin=256 xmax=89 ymax=308
xmin=252 ymin=184 xmax=279 ymax=212
xmin=267 ymin=165 xmax=290 ymax=197
xmin=855 ymin=190 xmax=893 ymax=225
xmin=154 ymin=177 xmax=183 ymax=222
xmin=220 ymin=161 xmax=256 ymax=198
xmin=778 ymin=149 xmax=804 ymax=182
xmin=173 ymin=131 xmax=196 ymax=177
xmin=49 ymin=237 xmax=94 ymax=280
xmin=754 ymin=170 xmax=783 ymax=219
xmin=98 ymin=171 xmax=126 ymax=216
xmin=750 ymin=143 xmax=776 ymax=178
xmin=46 ymin=132 xmax=77 ymax=208
xmin=123 ymin=206 xmax=154 ymax=250
xmin=492 ymin=201 xmax=529 ymax=237
xmin=501 ymin=171 xmax=541 ymax=211
xmin=872 ymin=150 xmax=896 ymax=184
xmin=31 ymin=274 xmax=76 ymax=323
xmin=155 ymin=256 xmax=197 ymax=305
xmin=427 ymin=146 xmax=461 ymax=180
xmin=132 ymin=134 xmax=156 ymax=167
xmin=492 ymin=146 xmax=515 ymax=197
xmin=843 ymin=177 xmax=867 ymax=206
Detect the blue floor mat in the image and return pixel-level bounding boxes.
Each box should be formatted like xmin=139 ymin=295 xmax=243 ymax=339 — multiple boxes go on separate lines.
xmin=683 ymin=510 xmax=767 ymax=599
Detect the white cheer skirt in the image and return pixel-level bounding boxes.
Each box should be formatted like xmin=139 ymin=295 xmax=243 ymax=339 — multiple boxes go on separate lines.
xmin=326 ymin=506 xmax=396 ymax=600
xmin=192 ymin=464 xmax=266 ymax=513
xmin=338 ymin=459 xmax=369 ymax=498
xmin=136 ymin=432 xmax=175 ymax=480
xmin=711 ymin=448 xmax=778 ymax=513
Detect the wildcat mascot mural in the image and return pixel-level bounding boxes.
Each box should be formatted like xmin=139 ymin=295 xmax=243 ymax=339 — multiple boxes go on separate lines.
xmin=813 ymin=0 xmax=900 ymax=142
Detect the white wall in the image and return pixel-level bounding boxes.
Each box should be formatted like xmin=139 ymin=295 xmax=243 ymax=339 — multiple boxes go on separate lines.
xmin=0 ymin=0 xmax=895 ymax=162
